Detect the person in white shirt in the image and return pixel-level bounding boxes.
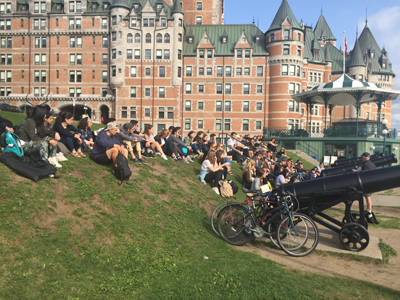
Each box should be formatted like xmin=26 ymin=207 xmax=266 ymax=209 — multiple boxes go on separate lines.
xmin=227 ymin=132 xmax=243 ymax=162
xmin=200 ymin=151 xmax=229 ymax=195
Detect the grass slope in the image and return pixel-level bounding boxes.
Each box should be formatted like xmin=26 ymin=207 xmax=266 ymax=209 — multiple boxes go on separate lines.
xmin=0 ymin=155 xmax=399 ymax=299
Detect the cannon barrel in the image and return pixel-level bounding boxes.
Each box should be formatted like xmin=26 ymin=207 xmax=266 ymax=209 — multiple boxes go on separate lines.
xmin=331 ymin=154 xmax=382 ymax=167
xmin=279 ymin=164 xmax=400 ymax=200
xmin=321 ymin=154 xmax=397 ymax=177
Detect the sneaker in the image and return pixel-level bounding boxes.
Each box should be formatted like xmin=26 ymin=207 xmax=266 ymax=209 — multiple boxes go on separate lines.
xmin=131 ymin=158 xmax=141 ymax=164
xmin=56 ymin=152 xmax=68 ymax=162
xmin=172 ymin=156 xmax=178 ymax=162
xmin=183 ymin=157 xmax=189 ymax=164
xmin=161 ymin=154 xmax=168 ymax=161
xmin=187 ymin=157 xmax=193 ymax=163
xmin=155 ymin=152 xmax=162 ymax=156
xmin=192 ymin=154 xmax=198 ymax=159
xmin=366 ymin=211 xmax=379 ymax=224
xmin=212 ymin=187 xmax=220 ymax=195
xmin=177 ymin=156 xmax=182 ymax=161
xmin=138 ymin=158 xmax=148 ymax=164
xmin=142 ymin=151 xmax=150 ymax=157
xmin=147 ymin=151 xmax=155 ymax=159
xmin=48 ymin=156 xmax=62 ymax=168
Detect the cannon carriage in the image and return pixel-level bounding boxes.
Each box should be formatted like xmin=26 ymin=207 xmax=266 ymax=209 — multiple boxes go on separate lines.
xmin=278 ymin=163 xmax=400 ymax=252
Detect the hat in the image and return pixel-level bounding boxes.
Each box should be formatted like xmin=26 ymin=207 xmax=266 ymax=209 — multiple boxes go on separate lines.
xmin=124 ymin=123 xmax=133 ymax=129
xmin=105 ymin=122 xmax=118 ymax=131
xmin=362 ymin=152 xmax=371 ymax=158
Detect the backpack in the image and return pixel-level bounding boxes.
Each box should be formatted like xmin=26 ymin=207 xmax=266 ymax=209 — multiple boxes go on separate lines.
xmin=227 ymin=180 xmax=238 ymax=194
xmin=219 ymin=180 xmax=233 ymax=198
xmin=113 ymin=153 xmax=132 ymax=183
xmin=1 ymin=131 xmax=24 ymax=157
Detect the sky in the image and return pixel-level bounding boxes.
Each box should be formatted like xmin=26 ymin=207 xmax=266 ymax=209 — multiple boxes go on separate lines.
xmin=225 ymin=0 xmax=400 ymax=129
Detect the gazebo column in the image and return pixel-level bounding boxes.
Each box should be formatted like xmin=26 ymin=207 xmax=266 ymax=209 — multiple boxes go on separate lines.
xmin=309 ymin=101 xmax=313 ymax=134
xmin=376 ymin=99 xmax=382 ymax=137
xmin=322 ymin=93 xmax=329 ymax=137
xmin=329 ymin=104 xmax=335 ymax=128
xmin=353 ymin=92 xmax=363 ymax=137
xmin=306 ymin=101 xmax=309 ymax=132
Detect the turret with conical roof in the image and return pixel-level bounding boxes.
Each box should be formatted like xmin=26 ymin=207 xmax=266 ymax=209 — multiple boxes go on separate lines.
xmin=267 ymin=0 xmax=302 ymax=33
xmin=348 ymin=38 xmax=365 ymax=68
xmin=314 ymin=12 xmax=336 ymax=46
xmin=171 ymin=0 xmax=183 ymax=15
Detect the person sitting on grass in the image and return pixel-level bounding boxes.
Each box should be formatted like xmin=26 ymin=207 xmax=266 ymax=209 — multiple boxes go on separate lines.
xmin=192 ymin=131 xmax=206 ymax=156
xmin=216 ymin=149 xmax=232 ymax=177
xmin=143 ymin=124 xmax=168 ymax=160
xmin=276 ymin=169 xmax=289 ymax=186
xmin=209 ymin=133 xmax=216 ymax=145
xmin=216 ymin=143 xmax=233 ymax=175
xmin=0 ymin=115 xmax=14 ymax=135
xmin=92 ymin=122 xmax=129 ymax=165
xmin=242 ymin=160 xmax=256 ymax=189
xmin=168 ymin=127 xmax=192 ymax=163
xmin=18 ymin=105 xmax=62 ymax=168
xmin=77 ymin=117 xmax=94 ymax=150
xmin=116 ymin=123 xmax=147 ymax=164
xmin=183 ymin=131 xmax=196 ymax=155
xmin=251 ymin=169 xmax=267 ymax=192
xmin=308 ymin=167 xmax=317 ymax=179
xmin=43 ymin=111 xmax=54 ymax=131
xmin=54 ymin=112 xmax=85 ymax=158
xmin=198 ymin=150 xmax=228 ymax=195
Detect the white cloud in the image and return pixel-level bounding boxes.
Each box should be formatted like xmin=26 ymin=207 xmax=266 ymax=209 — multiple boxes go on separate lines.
xmin=357 ymin=7 xmax=400 ymax=129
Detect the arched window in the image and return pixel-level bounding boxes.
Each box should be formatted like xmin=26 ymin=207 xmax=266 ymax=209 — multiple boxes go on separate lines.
xmin=156 ymin=33 xmax=162 ymax=43
xmin=164 ymin=33 xmax=170 ymax=43
xmin=146 ymin=33 xmax=151 ymax=43
xmin=135 ymin=33 xmax=140 ymax=43
xmin=127 ymin=33 xmax=133 ymax=43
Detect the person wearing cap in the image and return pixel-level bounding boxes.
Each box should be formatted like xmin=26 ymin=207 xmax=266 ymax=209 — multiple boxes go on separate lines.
xmin=116 ymin=123 xmax=147 ymax=164
xmin=361 ymin=152 xmax=379 ymax=224
xmin=92 ymin=122 xmax=129 ymax=165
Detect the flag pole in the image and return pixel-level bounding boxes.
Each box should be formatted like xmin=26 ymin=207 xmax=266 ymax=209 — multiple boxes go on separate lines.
xmin=343 ymin=31 xmax=345 ymax=74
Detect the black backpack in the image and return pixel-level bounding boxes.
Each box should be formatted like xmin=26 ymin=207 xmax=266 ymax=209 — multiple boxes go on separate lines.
xmin=113 ymin=153 xmax=132 ymax=183
xmin=227 ymin=180 xmax=238 ymax=194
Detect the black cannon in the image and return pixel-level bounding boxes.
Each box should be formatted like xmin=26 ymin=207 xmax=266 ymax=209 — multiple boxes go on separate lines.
xmin=331 ymin=153 xmax=382 ymax=167
xmin=278 ymin=164 xmax=400 ymax=252
xmin=321 ymin=154 xmax=397 ymax=177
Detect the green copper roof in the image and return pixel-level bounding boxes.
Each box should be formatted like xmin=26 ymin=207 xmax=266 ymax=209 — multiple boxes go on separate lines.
xmin=110 ymin=0 xmax=132 ymax=10
xmin=348 ymin=38 xmax=365 ymax=68
xmin=323 ymin=41 xmax=349 ymax=73
xmin=267 ymin=0 xmax=302 ymax=33
xmin=358 ymin=25 xmax=394 ymax=75
xmin=324 ymin=43 xmax=332 ymax=62
xmin=314 ymin=13 xmax=336 ymax=41
xmin=171 ymin=0 xmax=183 ymax=14
xmin=304 ymin=27 xmax=325 ymax=63
xmin=183 ymin=24 xmax=267 ymax=55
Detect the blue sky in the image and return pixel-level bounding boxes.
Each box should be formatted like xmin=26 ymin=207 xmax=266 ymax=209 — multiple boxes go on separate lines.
xmin=225 ymin=0 xmax=400 ymax=129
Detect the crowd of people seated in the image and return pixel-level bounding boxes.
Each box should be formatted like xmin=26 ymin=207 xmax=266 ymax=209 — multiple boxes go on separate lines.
xmin=1 ymin=108 xmax=325 ymax=196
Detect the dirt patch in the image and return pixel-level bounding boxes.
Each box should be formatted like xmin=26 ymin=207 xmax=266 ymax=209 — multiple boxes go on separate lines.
xmin=235 ymin=226 xmax=400 ymax=291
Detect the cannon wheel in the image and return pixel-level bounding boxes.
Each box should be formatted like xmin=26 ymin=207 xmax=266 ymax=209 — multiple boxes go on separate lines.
xmin=342 ymin=212 xmax=368 ymax=230
xmin=339 ymin=223 xmax=369 ymax=252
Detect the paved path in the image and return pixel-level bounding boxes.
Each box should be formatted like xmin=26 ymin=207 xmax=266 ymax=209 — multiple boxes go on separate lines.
xmin=373 ymin=194 xmax=400 ymax=207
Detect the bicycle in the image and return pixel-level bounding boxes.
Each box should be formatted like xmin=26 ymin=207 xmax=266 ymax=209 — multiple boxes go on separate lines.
xmin=217 ymin=193 xmax=319 ymax=257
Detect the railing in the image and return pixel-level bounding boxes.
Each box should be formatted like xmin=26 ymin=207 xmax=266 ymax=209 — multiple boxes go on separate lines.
xmin=297 ymin=141 xmax=319 ymax=158
xmin=263 ymin=126 xmax=398 ymax=139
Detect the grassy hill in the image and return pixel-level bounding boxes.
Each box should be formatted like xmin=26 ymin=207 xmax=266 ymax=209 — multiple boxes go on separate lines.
xmin=0 ymin=150 xmax=400 ymax=299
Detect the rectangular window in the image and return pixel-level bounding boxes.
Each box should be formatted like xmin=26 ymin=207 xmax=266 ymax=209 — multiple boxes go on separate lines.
xmin=207 ymin=67 xmax=212 ymax=75
xmin=102 ymin=71 xmax=107 ymax=82
xmin=243 ymin=119 xmax=249 ymax=131
xmin=257 ymin=85 xmax=262 ymax=93
xmin=159 ymin=87 xmax=165 ymax=98
xmin=243 ymin=84 xmax=249 ymax=94
xmin=225 ymin=101 xmax=231 ymax=112
xmin=186 ymin=66 xmax=192 ymax=77
xmin=288 ymin=100 xmax=294 ymax=112
xmin=158 ymin=107 xmax=165 ymax=119
xmin=145 ymin=108 xmax=150 ymax=117
xmin=178 ymin=50 xmax=182 ymax=60
xmin=198 ymin=120 xmax=203 ymax=129
xmin=226 ymin=66 xmax=232 ymax=77
xmin=145 ymin=88 xmax=150 ymax=96
xmin=270 ymin=33 xmax=275 ymax=41
xmin=197 ymin=2 xmax=202 ymax=10
xmin=289 ymin=83 xmax=295 ymax=94
xmin=225 ymin=84 xmax=231 ymax=94
xmin=257 ymin=66 xmax=263 ymax=77
xmin=186 ymin=83 xmax=192 ymax=94
xmin=224 ymin=119 xmax=231 ymax=131
xmin=245 ymin=50 xmax=250 ymax=58
xmin=185 ymin=100 xmax=191 ymax=111
xmin=256 ymin=102 xmax=262 ymax=111
xmin=102 ymin=54 xmax=108 ymax=64
xmin=134 ymin=49 xmax=140 ymax=59
xmin=207 ymin=50 xmax=212 ymax=58
xmin=284 ymin=30 xmax=290 ymax=40
xmin=256 ymin=121 xmax=262 ymax=130
xmin=159 ymin=66 xmax=165 ymax=78
xmin=199 ymin=50 xmax=204 ymax=58
xmin=167 ymin=107 xmax=174 ymax=119
xmin=216 ymin=101 xmax=222 ymax=112
xmin=217 ymin=66 xmax=222 ymax=77
xmin=156 ymin=49 xmax=162 ymax=59
xmin=216 ymin=119 xmax=221 ymax=131
xmin=185 ymin=118 xmax=191 ymax=130
xmin=237 ymin=50 xmax=242 ymax=58
xmin=199 ymin=85 xmax=204 ymax=93
xmin=243 ymin=101 xmax=249 ymax=112
xmin=237 ymin=68 xmax=242 ymax=76
xmin=145 ymin=49 xmax=151 ymax=59
xmin=130 ymin=87 xmax=136 ymax=97
xmin=283 ymin=44 xmax=290 ymax=55
xmin=130 ymin=107 xmax=137 ymax=118
xmin=244 ymin=68 xmax=250 ymax=76
xmin=289 ymin=65 xmax=295 ymax=76
xmin=198 ymin=101 xmax=204 ymax=110
xmin=178 ymin=67 xmax=181 ymax=78
xmin=216 ymin=83 xmax=222 ymax=94
xmin=199 ymin=67 xmax=204 ymax=75
xmin=121 ymin=106 xmax=128 ymax=119
xmin=127 ymin=49 xmax=132 ymax=59
xmin=164 ymin=49 xmax=170 ymax=59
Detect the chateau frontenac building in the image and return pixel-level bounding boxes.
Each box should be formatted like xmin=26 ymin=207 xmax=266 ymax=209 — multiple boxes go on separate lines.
xmin=0 ymin=0 xmax=395 ymax=134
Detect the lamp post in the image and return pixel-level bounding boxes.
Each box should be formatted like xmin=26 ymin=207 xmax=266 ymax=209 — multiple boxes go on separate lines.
xmin=382 ymin=118 xmax=389 ymax=156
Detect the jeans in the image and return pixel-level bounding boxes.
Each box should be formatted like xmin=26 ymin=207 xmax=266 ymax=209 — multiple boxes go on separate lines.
xmin=227 ymin=150 xmax=241 ymax=162
xmin=60 ymin=135 xmax=81 ymax=152
xmin=162 ymin=140 xmax=176 ymax=156
xmin=22 ymin=137 xmax=57 ymax=161
xmin=222 ymin=157 xmax=232 ymax=167
xmin=204 ymin=167 xmax=227 ymax=188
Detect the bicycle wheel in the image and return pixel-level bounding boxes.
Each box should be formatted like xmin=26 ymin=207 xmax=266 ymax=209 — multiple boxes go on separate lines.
xmin=217 ymin=204 xmax=255 ymax=246
xmin=210 ymin=201 xmax=238 ymax=236
xmin=267 ymin=219 xmax=281 ymax=249
xmin=277 ymin=213 xmax=319 ymax=257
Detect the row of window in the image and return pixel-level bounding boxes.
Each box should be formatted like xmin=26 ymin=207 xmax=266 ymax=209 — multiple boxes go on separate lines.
xmin=126 ymin=33 xmax=172 ymax=43
xmin=129 ymin=66 xmax=166 ymax=78
xmin=282 ymin=64 xmax=303 ymax=77
xmin=309 ymin=72 xmax=322 ymax=83
xmin=186 ymin=66 xmax=263 ymax=77
xmin=0 ymin=53 xmax=11 ymax=64
xmin=0 ymin=2 xmax=11 ymax=14
xmin=121 ymin=106 xmax=174 ymax=119
xmin=1 ymin=36 xmax=109 ymax=48
xmin=184 ymin=119 xmax=263 ymax=131
xmin=270 ymin=31 xmax=302 ymax=42
xmin=185 ymin=83 xmax=261 ymax=95
xmin=184 ymin=100 xmax=263 ymax=112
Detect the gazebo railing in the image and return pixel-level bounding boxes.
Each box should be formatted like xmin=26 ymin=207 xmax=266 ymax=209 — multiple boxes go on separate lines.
xmin=263 ymin=127 xmax=398 ymax=139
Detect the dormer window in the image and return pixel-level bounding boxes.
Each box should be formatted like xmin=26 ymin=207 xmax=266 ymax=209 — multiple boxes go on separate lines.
xmin=133 ymin=4 xmax=139 ymax=11
xmin=161 ymin=18 xmax=166 ymax=26
xmin=188 ymin=37 xmax=193 ymax=44
xmin=370 ymin=51 xmax=375 ymax=58
xmin=322 ymin=37 xmax=326 ymax=43
xmin=382 ymin=62 xmax=386 ymax=69
xmin=157 ymin=4 xmax=162 ymax=12
xmin=313 ymin=49 xmax=320 ymax=61
xmin=255 ymin=36 xmax=260 ymax=43
xmin=222 ymin=37 xmax=227 ymax=43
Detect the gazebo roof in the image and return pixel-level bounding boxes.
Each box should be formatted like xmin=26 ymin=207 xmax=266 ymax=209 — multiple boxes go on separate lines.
xmin=292 ymin=74 xmax=400 ymax=106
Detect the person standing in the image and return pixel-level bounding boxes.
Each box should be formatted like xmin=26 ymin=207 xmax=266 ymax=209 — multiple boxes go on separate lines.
xmin=361 ymin=152 xmax=379 ymax=224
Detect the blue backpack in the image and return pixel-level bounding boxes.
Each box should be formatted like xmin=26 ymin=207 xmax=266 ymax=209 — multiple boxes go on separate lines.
xmin=2 ymin=131 xmax=24 ymax=157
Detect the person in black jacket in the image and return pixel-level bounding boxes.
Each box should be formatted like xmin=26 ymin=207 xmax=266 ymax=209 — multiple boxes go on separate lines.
xmin=361 ymin=152 xmax=379 ymax=224
xmin=0 ymin=115 xmax=14 ymax=135
xmin=53 ymin=112 xmax=85 ymax=158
